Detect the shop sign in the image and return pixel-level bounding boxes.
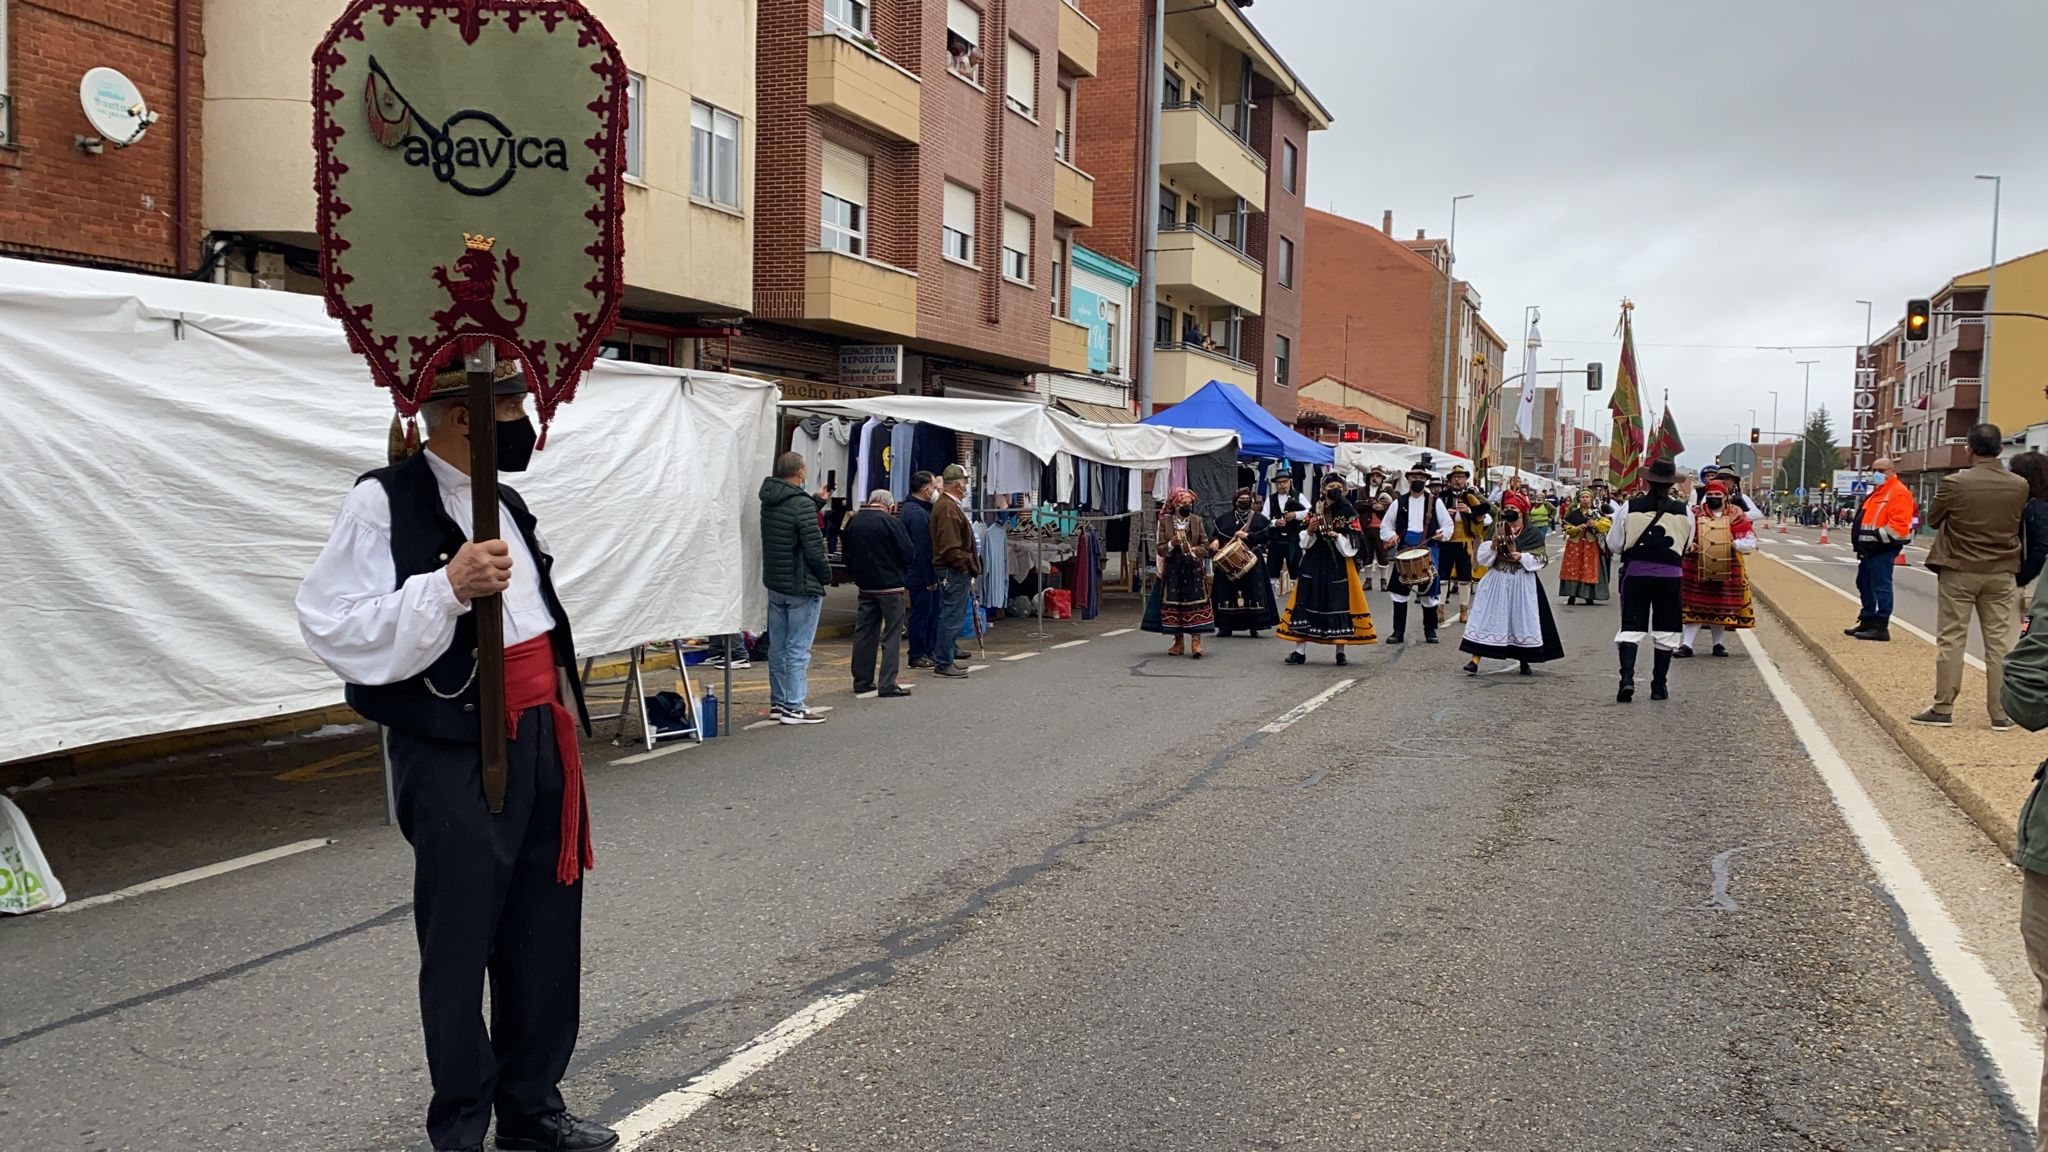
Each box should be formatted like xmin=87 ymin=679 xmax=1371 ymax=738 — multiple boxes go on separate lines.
xmin=778 ymin=378 xmax=891 ymax=403
xmin=840 ymin=344 xmax=904 ymax=387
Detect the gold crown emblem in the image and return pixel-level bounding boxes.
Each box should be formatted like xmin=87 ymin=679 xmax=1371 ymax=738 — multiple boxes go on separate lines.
xmin=463 ymin=233 xmax=497 ymax=252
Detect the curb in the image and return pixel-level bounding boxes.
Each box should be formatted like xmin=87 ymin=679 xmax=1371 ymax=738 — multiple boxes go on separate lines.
xmin=1749 ymin=566 xmax=2020 ymax=859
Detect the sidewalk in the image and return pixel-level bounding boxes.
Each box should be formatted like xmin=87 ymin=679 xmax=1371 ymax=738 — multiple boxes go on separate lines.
xmin=1747 ymin=551 xmax=2034 ymax=857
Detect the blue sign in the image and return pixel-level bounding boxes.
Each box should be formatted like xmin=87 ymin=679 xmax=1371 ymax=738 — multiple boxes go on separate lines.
xmin=1795 ymin=486 xmax=1807 ymax=498
xmin=1069 ymin=287 xmax=1107 ymax=373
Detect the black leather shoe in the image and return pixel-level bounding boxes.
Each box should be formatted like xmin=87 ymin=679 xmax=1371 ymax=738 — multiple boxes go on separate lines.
xmin=1335 ymin=649 xmax=1347 ymax=666
xmin=1284 ymin=651 xmax=1307 ymax=665
xmin=1423 ymin=634 xmax=1439 ymax=644
xmin=1712 ymin=644 xmax=1729 ymax=657
xmin=908 ymin=657 xmax=934 ymax=669
xmin=1675 ymin=646 xmax=1694 ymax=659
xmin=878 ymin=686 xmax=914 ymax=698
xmin=1850 ymin=625 xmax=1891 ymax=642
xmin=496 ymin=1110 xmax=619 ymax=1152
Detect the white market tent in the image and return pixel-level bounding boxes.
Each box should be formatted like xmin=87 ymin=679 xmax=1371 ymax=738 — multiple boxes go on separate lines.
xmin=779 ymin=394 xmax=1238 ymax=468
xmin=0 ymin=257 xmax=778 ymax=764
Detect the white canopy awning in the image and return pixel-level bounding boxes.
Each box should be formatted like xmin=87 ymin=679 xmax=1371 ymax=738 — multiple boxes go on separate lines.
xmin=780 ymin=395 xmax=1235 ymax=468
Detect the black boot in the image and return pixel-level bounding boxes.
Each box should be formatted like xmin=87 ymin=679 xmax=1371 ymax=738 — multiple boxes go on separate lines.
xmin=1845 ymin=615 xmax=1873 ymax=637
xmin=1651 ymin=649 xmax=1673 ymax=700
xmin=1617 ymin=642 xmax=1638 ymax=703
xmin=1423 ymin=604 xmax=1441 ymax=643
xmin=1388 ymin=601 xmax=1408 ymax=643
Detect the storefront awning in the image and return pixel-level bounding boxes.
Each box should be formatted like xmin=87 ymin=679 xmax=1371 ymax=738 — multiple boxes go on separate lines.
xmin=1054 ymin=398 xmax=1136 ymax=424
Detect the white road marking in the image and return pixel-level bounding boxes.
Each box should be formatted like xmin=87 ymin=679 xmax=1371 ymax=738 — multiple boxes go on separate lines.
xmin=615 ymin=742 xmax=698 ymax=765
xmin=967 ymin=664 xmax=990 ymax=673
xmin=1739 ymin=629 xmax=2039 ymax=1123
xmin=742 ymin=720 xmax=781 ymax=732
xmin=1259 ymin=679 xmax=1359 ymax=734
xmin=614 ymin=991 xmax=867 ymax=1149
xmin=1797 ymin=553 xmax=1828 ymax=563
xmin=1052 ymin=639 xmax=1091 ymax=650
xmin=1100 ymin=628 xmax=1135 ymax=637
xmin=1762 ymin=552 xmax=1983 ymax=671
xmin=59 ymin=839 xmax=334 ymax=914
xmin=1001 ymin=652 xmax=1040 ymax=661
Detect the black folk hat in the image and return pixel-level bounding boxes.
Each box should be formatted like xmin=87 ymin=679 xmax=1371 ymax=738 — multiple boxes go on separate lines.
xmin=425 ymin=358 xmax=529 ymax=402
xmin=1644 ymin=457 xmax=1679 ymax=485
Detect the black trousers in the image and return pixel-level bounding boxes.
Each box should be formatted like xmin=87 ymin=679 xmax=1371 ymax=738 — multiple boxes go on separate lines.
xmin=391 ymin=709 xmax=583 ymax=1150
xmin=1618 ymin=573 xmax=1684 ymax=650
xmin=852 ymin=590 xmax=907 ymax=691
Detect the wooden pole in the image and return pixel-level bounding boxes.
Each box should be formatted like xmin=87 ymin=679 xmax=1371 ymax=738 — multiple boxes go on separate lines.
xmin=466 ymin=342 xmax=509 ymax=812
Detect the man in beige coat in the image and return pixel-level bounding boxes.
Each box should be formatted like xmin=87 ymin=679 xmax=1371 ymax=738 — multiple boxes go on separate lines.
xmin=1913 ymin=423 xmax=2028 ymax=729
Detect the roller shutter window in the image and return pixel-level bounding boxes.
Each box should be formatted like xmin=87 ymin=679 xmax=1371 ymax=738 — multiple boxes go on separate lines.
xmin=820 ymin=142 xmax=869 ymax=256
xmin=1005 ymin=37 xmax=1035 ymax=116
xmin=1002 ymin=207 xmax=1031 ymax=283
xmin=943 ymin=181 xmax=977 ymax=264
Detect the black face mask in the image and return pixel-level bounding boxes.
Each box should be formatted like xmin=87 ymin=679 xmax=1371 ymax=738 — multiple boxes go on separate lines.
xmin=496 ymin=415 xmax=538 ymax=473
xmin=1706 ymin=498 xmax=1725 ymax=510
xmin=1410 ymin=480 xmax=1426 ymax=493
xmin=1236 ymin=500 xmax=1253 ymax=510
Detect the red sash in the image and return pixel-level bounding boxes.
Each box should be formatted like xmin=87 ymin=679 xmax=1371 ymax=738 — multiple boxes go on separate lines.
xmin=504 ymin=634 xmax=592 ymax=885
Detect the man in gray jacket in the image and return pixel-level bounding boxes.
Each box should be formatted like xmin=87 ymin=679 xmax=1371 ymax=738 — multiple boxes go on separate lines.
xmin=1913 ymin=423 xmax=2028 ymax=729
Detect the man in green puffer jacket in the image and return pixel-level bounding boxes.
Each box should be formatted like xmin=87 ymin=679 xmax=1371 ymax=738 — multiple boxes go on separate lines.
xmin=759 ymin=451 xmax=832 ymax=725
xmin=2000 ymin=575 xmax=2048 ymax=1138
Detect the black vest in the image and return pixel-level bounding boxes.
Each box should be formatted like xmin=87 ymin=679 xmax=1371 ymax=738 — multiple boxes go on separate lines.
xmin=342 ymin=452 xmax=587 ymax=742
xmin=1619 ymin=493 xmax=1689 ymax=569
xmin=1388 ymin=493 xmax=1444 ymax=540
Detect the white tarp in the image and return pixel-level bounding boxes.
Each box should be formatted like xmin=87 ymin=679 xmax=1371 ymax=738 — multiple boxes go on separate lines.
xmin=1487 ymin=465 xmax=1558 ymax=493
xmin=0 ymin=258 xmax=775 ymax=763
xmin=781 ymin=394 xmax=1235 ymax=467
xmin=1334 ymin=442 xmax=1434 ymax=481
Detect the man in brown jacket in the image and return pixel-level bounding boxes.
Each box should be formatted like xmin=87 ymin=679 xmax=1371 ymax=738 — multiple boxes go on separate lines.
xmin=1913 ymin=423 xmax=2028 ymax=729
xmin=929 ymin=464 xmax=981 ymax=678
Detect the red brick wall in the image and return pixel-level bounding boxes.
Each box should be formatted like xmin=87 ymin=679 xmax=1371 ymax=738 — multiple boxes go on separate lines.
xmin=1069 ymin=0 xmax=1142 ymax=269
xmin=753 ymin=0 xmax=819 ymax=317
xmin=0 ymin=0 xmax=204 ymax=273
xmin=1242 ymin=78 xmax=1305 ymax=424
xmin=1301 ymin=208 xmax=1442 ymax=419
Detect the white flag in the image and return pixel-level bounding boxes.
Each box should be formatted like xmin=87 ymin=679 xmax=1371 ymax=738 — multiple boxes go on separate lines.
xmin=1516 ymin=322 xmax=1541 ymax=440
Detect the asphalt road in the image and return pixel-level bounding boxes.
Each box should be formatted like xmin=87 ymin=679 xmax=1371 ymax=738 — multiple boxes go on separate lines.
xmin=1754 ymin=523 xmax=2003 ymax=661
xmin=1 ymin=575 xmax=2036 ymax=1151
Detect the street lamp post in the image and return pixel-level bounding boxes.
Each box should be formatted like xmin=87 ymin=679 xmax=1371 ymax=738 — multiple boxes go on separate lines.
xmin=1747 ymin=409 xmax=1758 ymax=488
xmin=1854 ymin=299 xmax=1874 ymax=470
xmin=1767 ymin=390 xmax=1780 ymax=513
xmin=1976 ymin=174 xmax=2001 ymax=423
xmin=1796 ymin=359 xmax=1819 ymax=503
xmin=1548 ymin=357 xmax=1573 ymax=477
xmin=1438 ymin=193 xmax=1473 ymax=452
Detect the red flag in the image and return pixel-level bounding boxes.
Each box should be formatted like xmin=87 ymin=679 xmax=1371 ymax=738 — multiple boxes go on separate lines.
xmin=1646 ymin=402 xmax=1684 ymax=465
xmin=1607 ymin=302 xmax=1646 ymax=489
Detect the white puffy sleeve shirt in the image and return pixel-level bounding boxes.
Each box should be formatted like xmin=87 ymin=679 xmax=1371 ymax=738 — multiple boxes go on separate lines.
xmin=296 ymin=449 xmax=556 ymax=686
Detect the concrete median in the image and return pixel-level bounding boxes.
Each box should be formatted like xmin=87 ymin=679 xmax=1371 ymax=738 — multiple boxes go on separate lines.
xmin=1748 ymin=551 xmax=2035 ymax=858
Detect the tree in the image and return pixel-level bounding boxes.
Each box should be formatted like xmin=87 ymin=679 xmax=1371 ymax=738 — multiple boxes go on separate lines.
xmin=1778 ymin=407 xmax=1842 ymax=498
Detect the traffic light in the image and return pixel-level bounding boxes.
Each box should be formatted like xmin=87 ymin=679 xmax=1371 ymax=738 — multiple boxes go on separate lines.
xmin=1905 ymin=298 xmax=1932 ymax=342
xmin=1750 ymin=427 xmax=1760 ymax=445
xmin=1339 ymin=423 xmax=1362 ymax=443
xmin=1586 ymin=362 xmax=1603 ymax=392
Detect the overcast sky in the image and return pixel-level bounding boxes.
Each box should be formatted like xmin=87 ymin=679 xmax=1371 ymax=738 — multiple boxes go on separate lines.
xmin=1258 ymin=0 xmax=2048 ymax=471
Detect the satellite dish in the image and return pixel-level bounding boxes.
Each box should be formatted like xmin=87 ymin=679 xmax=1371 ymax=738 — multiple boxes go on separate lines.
xmin=79 ymin=67 xmax=157 ymax=147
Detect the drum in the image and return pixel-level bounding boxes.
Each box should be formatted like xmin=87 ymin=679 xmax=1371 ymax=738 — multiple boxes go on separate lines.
xmin=1214 ymin=538 xmax=1257 ymax=581
xmin=1697 ymin=519 xmax=1735 ymax=582
xmin=1394 ymin=547 xmax=1436 ymax=589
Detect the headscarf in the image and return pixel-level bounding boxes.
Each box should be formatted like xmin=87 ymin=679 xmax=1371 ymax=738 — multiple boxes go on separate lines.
xmin=1163 ymin=487 xmax=1199 ymax=523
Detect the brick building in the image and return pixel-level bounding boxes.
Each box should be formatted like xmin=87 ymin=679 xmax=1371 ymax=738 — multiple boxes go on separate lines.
xmin=737 ymin=0 xmax=1099 ymax=401
xmin=0 ymin=0 xmax=205 ymax=274
xmin=1072 ymin=0 xmax=1328 ymax=418
xmin=1300 ymin=207 xmax=1505 ymax=456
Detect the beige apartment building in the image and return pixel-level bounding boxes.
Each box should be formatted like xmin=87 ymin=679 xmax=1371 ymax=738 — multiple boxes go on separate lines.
xmin=201 ymin=0 xmax=756 ymax=364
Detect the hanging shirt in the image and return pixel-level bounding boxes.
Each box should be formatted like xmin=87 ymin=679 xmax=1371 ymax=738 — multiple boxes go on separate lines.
xmin=298 ymin=447 xmax=556 ymax=686
xmin=890 ymin=421 xmax=917 ymax=503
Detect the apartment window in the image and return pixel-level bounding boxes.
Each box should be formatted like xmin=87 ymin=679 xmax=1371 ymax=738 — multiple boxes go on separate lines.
xmin=1277 ymin=236 xmax=1295 ymax=288
xmin=947 ymin=0 xmax=983 ymax=84
xmin=1281 ymin=139 xmax=1298 ymax=195
xmin=820 ymin=142 xmax=869 ymax=257
xmin=1274 ymin=334 xmax=1292 ymax=386
xmin=824 ymin=0 xmax=868 ymax=36
xmin=1158 ymin=186 xmax=1178 ymax=232
xmin=1055 ymin=84 xmax=1073 ymax=160
xmin=1102 ymin=301 xmax=1123 ymax=374
xmin=691 ymin=100 xmax=742 ymax=210
xmin=624 ymin=73 xmax=645 ymax=182
xmin=1184 ymin=197 xmax=1199 ymax=227
xmin=1162 ymin=68 xmax=1183 ymax=106
xmin=0 ymin=0 xmax=10 ymax=147
xmin=1002 ymin=207 xmax=1032 ymax=282
xmin=943 ymin=181 xmax=977 ymax=264
xmin=1155 ymin=303 xmax=1175 ymax=346
xmin=1049 ymin=239 xmax=1066 ymax=315
xmin=1005 ymin=36 xmax=1036 ymax=117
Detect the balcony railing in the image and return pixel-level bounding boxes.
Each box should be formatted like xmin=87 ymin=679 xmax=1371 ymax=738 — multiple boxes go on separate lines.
xmin=1161 ymin=100 xmax=1262 ymax=160
xmin=1154 ymin=339 xmax=1255 ymax=374
xmin=1158 ymin=223 xmax=1262 ymax=272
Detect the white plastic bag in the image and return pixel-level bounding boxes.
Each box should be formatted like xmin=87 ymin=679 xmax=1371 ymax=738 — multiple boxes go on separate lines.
xmin=0 ymin=795 xmax=66 ymax=914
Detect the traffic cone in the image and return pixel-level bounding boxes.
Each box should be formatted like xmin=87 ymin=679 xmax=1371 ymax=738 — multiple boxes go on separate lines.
xmin=1818 ymin=525 xmax=1830 ymax=545
xmin=1895 ymin=550 xmax=1907 ymax=566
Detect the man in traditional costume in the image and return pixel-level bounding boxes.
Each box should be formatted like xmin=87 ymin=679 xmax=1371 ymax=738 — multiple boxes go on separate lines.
xmin=1263 ymin=472 xmax=1309 ymax=600
xmin=1608 ymin=456 xmax=1694 ymax=703
xmin=1461 ymin=491 xmax=1565 ymax=676
xmin=1678 ymin=479 xmax=1758 ymax=657
xmin=297 ymin=364 xmax=617 ymax=1152
xmin=1440 ymin=464 xmax=1493 ymax=622
xmin=1143 ymin=487 xmax=1216 ymax=657
xmin=1559 ymin=489 xmax=1612 ymax=605
xmin=1352 ymin=465 xmax=1394 ymax=591
xmin=1211 ymin=487 xmax=1281 ymax=637
xmin=1278 ymin=478 xmax=1377 ymax=664
xmin=1380 ymin=460 xmax=1455 ymax=643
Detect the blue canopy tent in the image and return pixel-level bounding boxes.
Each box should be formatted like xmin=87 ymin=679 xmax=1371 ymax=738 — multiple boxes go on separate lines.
xmin=1141 ymin=380 xmax=1334 ymax=465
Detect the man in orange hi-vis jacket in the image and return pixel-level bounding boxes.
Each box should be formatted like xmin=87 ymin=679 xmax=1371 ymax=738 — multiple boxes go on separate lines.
xmin=1848 ymin=457 xmax=1918 ymax=641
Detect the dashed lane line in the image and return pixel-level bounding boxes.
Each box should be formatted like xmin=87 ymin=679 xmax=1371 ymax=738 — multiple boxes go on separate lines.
xmin=58 ymin=839 xmax=335 ymax=914
xmin=1741 ymin=628 xmax=2039 ymax=1126
xmin=1259 ymin=679 xmax=1359 ymax=734
xmin=1001 ymin=652 xmax=1040 ymax=661
xmin=1100 ymin=628 xmax=1135 ymax=637
xmin=614 ymin=992 xmax=867 ymax=1149
xmin=1052 ymin=639 xmax=1091 ymax=649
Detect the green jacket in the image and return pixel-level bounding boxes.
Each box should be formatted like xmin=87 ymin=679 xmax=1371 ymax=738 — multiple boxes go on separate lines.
xmin=759 ymin=477 xmax=830 ymax=598
xmin=2003 ymin=577 xmax=2048 ymax=872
